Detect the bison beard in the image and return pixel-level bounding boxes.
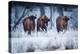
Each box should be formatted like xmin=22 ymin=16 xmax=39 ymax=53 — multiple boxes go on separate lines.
xmin=37 ymin=16 xmax=50 ymax=31
xmin=23 ymin=16 xmax=36 ymax=34
xmin=56 ymin=16 xmax=69 ymax=32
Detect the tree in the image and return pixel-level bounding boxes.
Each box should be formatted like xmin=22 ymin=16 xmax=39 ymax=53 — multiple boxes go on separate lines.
xmin=12 ymin=6 xmax=27 ymax=30
xmin=12 ymin=6 xmax=34 ymax=30
xmin=40 ymin=5 xmax=45 ymax=16
xmin=50 ymin=5 xmax=53 ymax=29
xmin=57 ymin=6 xmax=63 ymax=16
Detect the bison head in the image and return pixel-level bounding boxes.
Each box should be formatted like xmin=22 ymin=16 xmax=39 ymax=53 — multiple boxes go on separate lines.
xmin=63 ymin=16 xmax=69 ymax=29
xmin=43 ymin=16 xmax=50 ymax=26
xmin=63 ymin=16 xmax=69 ymax=22
xmin=29 ymin=15 xmax=37 ymax=21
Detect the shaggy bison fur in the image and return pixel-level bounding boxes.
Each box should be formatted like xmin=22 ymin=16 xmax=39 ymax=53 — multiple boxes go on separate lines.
xmin=23 ymin=16 xmax=36 ymax=34
xmin=56 ymin=16 xmax=69 ymax=32
xmin=37 ymin=16 xmax=50 ymax=31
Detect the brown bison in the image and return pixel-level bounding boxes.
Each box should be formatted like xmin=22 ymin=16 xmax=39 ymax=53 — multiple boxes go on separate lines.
xmin=23 ymin=16 xmax=36 ymax=34
xmin=37 ymin=16 xmax=50 ymax=31
xmin=56 ymin=16 xmax=69 ymax=32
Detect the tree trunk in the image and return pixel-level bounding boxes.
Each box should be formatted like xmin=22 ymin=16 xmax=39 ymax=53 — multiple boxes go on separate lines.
xmin=14 ymin=6 xmax=18 ymax=24
xmin=13 ymin=6 xmax=27 ymax=30
xmin=57 ymin=6 xmax=63 ymax=16
xmin=13 ymin=6 xmax=34 ymax=30
xmin=40 ymin=6 xmax=45 ymax=16
xmin=50 ymin=6 xmax=53 ymax=29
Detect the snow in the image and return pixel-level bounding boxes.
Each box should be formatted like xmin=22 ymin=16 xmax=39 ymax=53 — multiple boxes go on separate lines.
xmin=10 ymin=29 xmax=78 ymax=53
xmin=9 ymin=2 xmax=78 ymax=53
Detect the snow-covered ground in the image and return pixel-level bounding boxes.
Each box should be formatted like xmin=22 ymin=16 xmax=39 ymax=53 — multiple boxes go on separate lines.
xmin=9 ymin=3 xmax=78 ymax=53
xmin=10 ymin=29 xmax=78 ymax=53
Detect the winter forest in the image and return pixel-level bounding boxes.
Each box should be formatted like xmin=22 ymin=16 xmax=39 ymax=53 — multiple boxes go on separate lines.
xmin=9 ymin=1 xmax=78 ymax=53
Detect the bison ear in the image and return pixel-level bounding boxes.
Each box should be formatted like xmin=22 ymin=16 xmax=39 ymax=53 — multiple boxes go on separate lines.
xmin=65 ymin=18 xmax=69 ymax=21
xmin=32 ymin=16 xmax=36 ymax=19
xmin=64 ymin=16 xmax=69 ymax=21
xmin=48 ymin=19 xmax=50 ymax=21
xmin=66 ymin=16 xmax=69 ymax=21
xmin=67 ymin=18 xmax=69 ymax=20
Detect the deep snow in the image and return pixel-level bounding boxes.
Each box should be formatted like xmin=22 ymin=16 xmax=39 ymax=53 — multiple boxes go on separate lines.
xmin=10 ymin=29 xmax=78 ymax=53
xmin=9 ymin=2 xmax=78 ymax=53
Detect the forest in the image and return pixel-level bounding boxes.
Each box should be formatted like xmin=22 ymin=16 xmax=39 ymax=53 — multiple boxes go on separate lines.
xmin=9 ymin=1 xmax=78 ymax=53
xmin=9 ymin=1 xmax=78 ymax=32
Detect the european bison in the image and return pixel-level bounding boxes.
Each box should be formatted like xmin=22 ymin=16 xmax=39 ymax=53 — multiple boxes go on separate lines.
xmin=56 ymin=16 xmax=69 ymax=32
xmin=23 ymin=16 xmax=36 ymax=34
xmin=37 ymin=16 xmax=50 ymax=31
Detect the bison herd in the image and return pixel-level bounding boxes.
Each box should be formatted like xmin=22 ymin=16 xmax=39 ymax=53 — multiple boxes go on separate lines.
xmin=23 ymin=15 xmax=69 ymax=34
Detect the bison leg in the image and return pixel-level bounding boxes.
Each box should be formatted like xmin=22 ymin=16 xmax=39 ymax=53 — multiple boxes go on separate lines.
xmin=23 ymin=26 xmax=27 ymax=32
xmin=28 ymin=30 xmax=31 ymax=35
xmin=44 ymin=26 xmax=47 ymax=31
xmin=37 ymin=25 xmax=40 ymax=31
xmin=57 ymin=28 xmax=59 ymax=32
xmin=56 ymin=26 xmax=61 ymax=32
xmin=37 ymin=27 xmax=40 ymax=31
xmin=31 ymin=24 xmax=35 ymax=31
xmin=42 ymin=27 xmax=44 ymax=31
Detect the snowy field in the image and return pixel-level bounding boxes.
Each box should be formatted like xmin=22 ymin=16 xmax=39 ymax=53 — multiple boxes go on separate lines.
xmin=10 ymin=29 xmax=78 ymax=53
xmin=9 ymin=1 xmax=78 ymax=53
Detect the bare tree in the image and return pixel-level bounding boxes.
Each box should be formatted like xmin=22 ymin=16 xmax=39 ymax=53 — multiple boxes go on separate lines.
xmin=40 ymin=5 xmax=45 ymax=16
xmin=50 ymin=5 xmax=53 ymax=29
xmin=57 ymin=6 xmax=63 ymax=16
xmin=12 ymin=6 xmax=27 ymax=30
xmin=12 ymin=6 xmax=34 ymax=30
